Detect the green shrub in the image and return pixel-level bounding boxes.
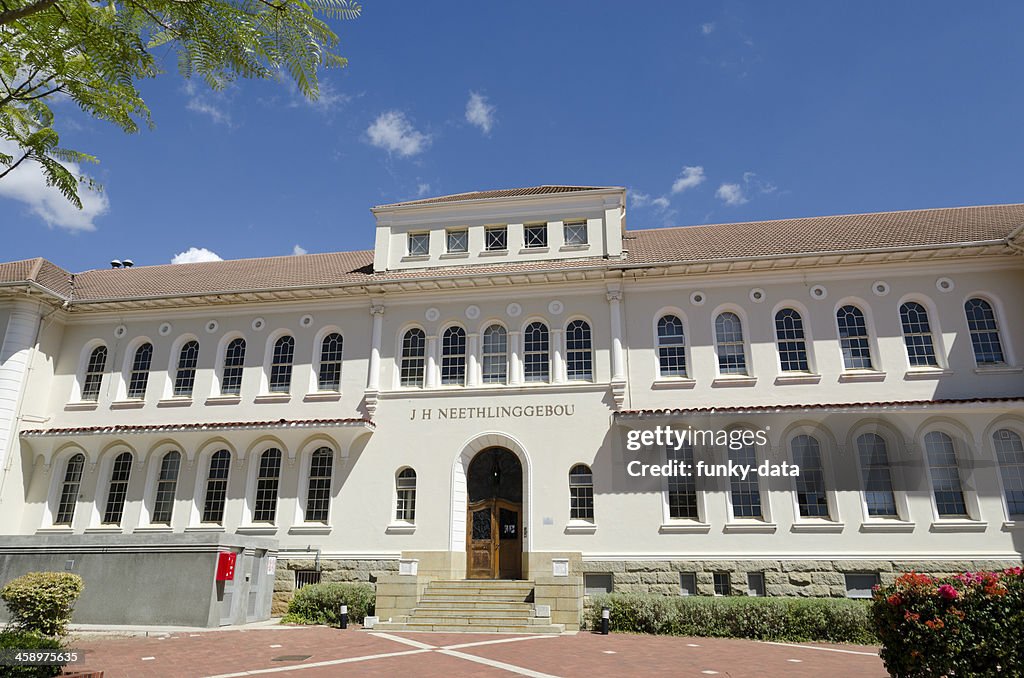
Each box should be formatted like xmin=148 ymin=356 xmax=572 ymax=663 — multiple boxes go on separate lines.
xmin=586 ymin=593 xmax=876 ymax=644
xmin=0 ymin=629 xmax=66 ymax=678
xmin=871 ymin=568 xmax=1024 ymax=677
xmin=1 ymin=572 xmax=83 ymax=637
xmin=282 ymin=582 xmax=375 ymax=626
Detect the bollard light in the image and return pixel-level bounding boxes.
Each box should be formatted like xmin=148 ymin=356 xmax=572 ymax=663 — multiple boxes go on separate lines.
xmin=600 ymin=606 xmax=610 ymax=635
xmin=340 ymin=603 xmax=349 ymax=630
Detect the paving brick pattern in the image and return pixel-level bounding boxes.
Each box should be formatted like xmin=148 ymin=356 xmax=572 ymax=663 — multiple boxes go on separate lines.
xmin=70 ymin=625 xmax=887 ymax=677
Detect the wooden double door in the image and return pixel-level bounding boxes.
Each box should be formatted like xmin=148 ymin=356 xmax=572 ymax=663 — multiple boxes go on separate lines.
xmin=466 ymin=498 xmax=522 ymax=579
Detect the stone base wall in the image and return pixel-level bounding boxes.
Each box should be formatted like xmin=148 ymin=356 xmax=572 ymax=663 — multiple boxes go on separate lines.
xmin=273 ymin=558 xmax=399 ymax=615
xmin=582 ymin=559 xmax=1024 ymax=598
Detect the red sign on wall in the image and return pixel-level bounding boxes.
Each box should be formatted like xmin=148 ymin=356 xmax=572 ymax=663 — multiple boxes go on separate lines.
xmin=216 ymin=552 xmax=237 ymax=581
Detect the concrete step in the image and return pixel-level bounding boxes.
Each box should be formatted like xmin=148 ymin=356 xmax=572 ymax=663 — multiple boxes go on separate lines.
xmin=414 ymin=603 xmax=534 ymax=613
xmin=420 ymin=594 xmax=533 ymax=603
xmin=371 ymin=622 xmax=565 ymax=634
xmin=425 ymin=586 xmax=534 ymax=595
xmin=405 ymin=615 xmax=550 ymax=626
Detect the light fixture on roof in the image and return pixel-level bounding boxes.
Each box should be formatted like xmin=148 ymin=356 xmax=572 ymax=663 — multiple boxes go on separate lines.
xmin=110 ymin=260 xmax=122 ymax=269
xmin=123 ymin=259 xmax=134 ymax=268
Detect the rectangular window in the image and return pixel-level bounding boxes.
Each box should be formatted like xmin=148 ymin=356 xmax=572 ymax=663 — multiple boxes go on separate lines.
xmin=713 ymin=572 xmax=731 ymax=596
xmin=485 ymin=226 xmax=507 ymax=251
xmin=407 ymin=232 xmax=430 ymax=256
xmin=845 ymin=573 xmax=880 ymax=599
xmin=679 ymin=572 xmax=697 ymax=596
xmin=446 ymin=229 xmax=468 ymax=253
xmin=524 ymin=223 xmax=547 ymax=248
xmin=584 ymin=573 xmax=613 ymax=596
xmin=747 ymin=572 xmax=765 ymax=597
xmin=563 ymin=220 xmax=588 ymax=246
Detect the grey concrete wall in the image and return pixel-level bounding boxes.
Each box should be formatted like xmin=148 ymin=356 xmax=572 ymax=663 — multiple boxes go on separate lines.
xmin=0 ymin=533 xmax=278 ymax=627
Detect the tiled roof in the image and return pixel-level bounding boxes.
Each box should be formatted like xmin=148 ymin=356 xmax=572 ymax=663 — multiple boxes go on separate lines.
xmin=376 ymin=185 xmax=615 ymax=207
xmin=616 ymin=397 xmax=1024 ymax=417
xmin=20 ymin=417 xmax=374 ymax=437
xmin=0 ymin=258 xmax=73 ymax=297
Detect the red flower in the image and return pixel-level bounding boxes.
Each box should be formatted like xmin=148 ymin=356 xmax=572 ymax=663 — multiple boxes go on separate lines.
xmin=924 ymin=618 xmax=945 ymax=630
xmin=937 ymin=584 xmax=958 ymax=600
xmin=887 ymin=594 xmax=902 ymax=606
xmin=904 ymin=610 xmax=920 ymax=622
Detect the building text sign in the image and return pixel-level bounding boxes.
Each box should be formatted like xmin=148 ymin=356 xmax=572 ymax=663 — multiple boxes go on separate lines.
xmin=410 ymin=404 xmax=576 ymax=421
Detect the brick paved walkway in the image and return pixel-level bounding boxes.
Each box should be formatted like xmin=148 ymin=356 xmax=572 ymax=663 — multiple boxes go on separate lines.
xmin=70 ymin=626 xmax=887 ymax=677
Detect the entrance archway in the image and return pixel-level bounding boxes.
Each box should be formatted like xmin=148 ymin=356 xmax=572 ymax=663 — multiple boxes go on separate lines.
xmin=465 ymin=447 xmax=522 ymax=579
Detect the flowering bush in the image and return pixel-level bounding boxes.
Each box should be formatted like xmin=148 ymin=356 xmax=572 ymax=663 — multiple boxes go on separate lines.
xmin=871 ymin=568 xmax=1024 ymax=676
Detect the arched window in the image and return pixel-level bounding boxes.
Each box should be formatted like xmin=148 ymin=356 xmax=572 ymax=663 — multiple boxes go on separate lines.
xmin=103 ymin=452 xmax=133 ymax=525
xmin=925 ymin=431 xmax=967 ymax=518
xmin=202 ymin=450 xmax=231 ymax=523
xmin=729 ymin=444 xmax=761 ymax=518
xmin=151 ymin=451 xmax=181 ymax=524
xmin=400 ymin=328 xmax=426 ymax=388
xmin=481 ymin=325 xmax=508 ymax=384
xmin=569 ymin=464 xmax=594 ymax=520
xmin=857 ymin=433 xmax=896 ymax=517
xmin=441 ymin=326 xmax=467 ymax=386
xmin=994 ymin=429 xmax=1024 ymax=519
xmin=396 ymin=468 xmax=417 ymax=522
xmin=173 ymin=340 xmax=200 ymax=397
xmin=656 ymin=315 xmax=687 ymax=378
xmin=318 ymin=333 xmax=344 ymax=391
xmin=81 ymin=346 xmax=107 ymax=401
xmin=791 ymin=435 xmax=829 ymax=518
xmin=127 ymin=343 xmax=153 ymax=399
xmin=524 ymin=321 xmax=550 ymax=382
xmin=305 ymin=447 xmax=333 ymax=522
xmin=775 ymin=309 xmax=810 ymax=373
xmin=965 ymin=298 xmax=1005 ymax=365
xmin=565 ymin=320 xmax=593 ymax=381
xmin=837 ymin=305 xmax=873 ymax=370
xmin=253 ymin=448 xmax=282 ymax=523
xmin=221 ymin=338 xmax=246 ymax=396
xmin=715 ymin=312 xmax=747 ymax=375
xmin=54 ymin=453 xmax=85 ymax=526
xmin=269 ymin=335 xmax=295 ymax=393
xmin=666 ymin=444 xmax=697 ymax=519
xmin=899 ymin=302 xmax=938 ymax=367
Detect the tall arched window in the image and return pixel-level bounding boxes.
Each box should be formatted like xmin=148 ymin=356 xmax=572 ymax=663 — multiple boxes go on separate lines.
xmin=305 ymin=447 xmax=333 ymax=522
xmin=269 ymin=335 xmax=295 ymax=393
xmin=481 ymin=325 xmax=508 ymax=384
xmin=103 ymin=452 xmax=133 ymax=525
xmin=253 ymin=448 xmax=282 ymax=523
xmin=400 ymin=328 xmax=426 ymax=387
xmin=221 ymin=338 xmax=246 ymax=396
xmin=899 ymin=302 xmax=938 ymax=367
xmin=925 ymin=431 xmax=967 ymax=518
xmin=173 ymin=340 xmax=200 ymax=397
xmin=151 ymin=451 xmax=181 ymax=524
xmin=666 ymin=444 xmax=697 ymax=519
xmin=524 ymin=321 xmax=550 ymax=382
xmin=994 ymin=429 xmax=1024 ymax=519
xmin=81 ymin=346 xmax=107 ymax=401
xmin=857 ymin=433 xmax=897 ymax=517
xmin=202 ymin=450 xmax=231 ymax=523
xmin=565 ymin=320 xmax=593 ymax=381
xmin=775 ymin=309 xmax=810 ymax=373
xmin=318 ymin=333 xmax=344 ymax=391
xmin=127 ymin=342 xmax=153 ymax=399
xmin=441 ymin=326 xmax=467 ymax=386
xmin=791 ymin=435 xmax=829 ymax=518
xmin=396 ymin=468 xmax=417 ymax=522
xmin=729 ymin=444 xmax=761 ymax=518
xmin=54 ymin=453 xmax=85 ymax=526
xmin=714 ymin=312 xmax=747 ymax=375
xmin=569 ymin=464 xmax=594 ymax=520
xmin=837 ymin=305 xmax=873 ymax=370
xmin=656 ymin=315 xmax=687 ymax=378
xmin=965 ymin=298 xmax=1005 ymax=365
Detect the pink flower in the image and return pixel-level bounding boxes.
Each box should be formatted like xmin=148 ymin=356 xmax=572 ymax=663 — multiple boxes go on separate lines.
xmin=938 ymin=584 xmax=958 ymax=600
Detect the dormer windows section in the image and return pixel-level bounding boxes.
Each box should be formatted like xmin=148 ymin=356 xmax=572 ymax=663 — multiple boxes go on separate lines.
xmin=485 ymin=225 xmax=507 ymax=252
xmin=524 ymin=223 xmax=548 ymax=249
xmin=446 ymin=229 xmax=468 ymax=254
xmin=407 ymin=232 xmax=430 ymax=257
xmin=563 ymin=220 xmax=588 ymax=246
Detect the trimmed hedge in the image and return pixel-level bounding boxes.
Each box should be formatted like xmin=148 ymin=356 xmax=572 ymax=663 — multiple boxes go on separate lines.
xmin=0 ymin=630 xmax=66 ymax=678
xmin=586 ymin=593 xmax=876 ymax=644
xmin=871 ymin=568 xmax=1024 ymax=677
xmin=282 ymin=582 xmax=375 ymax=626
xmin=1 ymin=572 xmax=83 ymax=637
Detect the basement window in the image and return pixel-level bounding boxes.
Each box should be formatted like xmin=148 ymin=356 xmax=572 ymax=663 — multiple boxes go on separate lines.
xmin=294 ymin=570 xmax=321 ymax=590
xmin=584 ymin=573 xmax=613 ymax=596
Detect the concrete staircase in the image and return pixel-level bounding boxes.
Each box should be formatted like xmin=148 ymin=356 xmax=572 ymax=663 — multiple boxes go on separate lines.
xmin=372 ymin=580 xmax=564 ymax=634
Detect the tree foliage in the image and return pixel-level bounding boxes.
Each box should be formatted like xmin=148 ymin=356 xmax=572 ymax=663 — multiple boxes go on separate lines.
xmin=0 ymin=0 xmax=360 ymax=207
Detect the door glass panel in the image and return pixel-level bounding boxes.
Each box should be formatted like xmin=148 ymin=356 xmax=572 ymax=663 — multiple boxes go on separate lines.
xmin=499 ymin=508 xmax=517 ymax=540
xmin=472 ymin=508 xmax=491 ymax=540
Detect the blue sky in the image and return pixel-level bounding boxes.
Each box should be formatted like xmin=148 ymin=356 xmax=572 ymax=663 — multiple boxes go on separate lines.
xmin=3 ymin=1 xmax=1023 ymax=271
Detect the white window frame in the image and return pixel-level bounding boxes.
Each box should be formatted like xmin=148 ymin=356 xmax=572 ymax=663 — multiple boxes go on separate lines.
xmin=850 ymin=424 xmax=913 ymax=528
xmin=139 ymin=445 xmax=183 ymax=528
xmin=446 ymin=228 xmax=468 ymax=254
xmin=834 ymin=298 xmax=881 ymax=373
xmin=407 ymin=232 xmax=430 ymax=257
xmin=485 ymin=225 xmax=508 ymax=252
xmin=785 ymin=428 xmax=842 ymax=527
xmin=712 ymin=306 xmax=753 ymax=378
xmin=722 ymin=437 xmax=773 ymax=528
xmin=523 ymin=223 xmax=548 ymax=249
xmin=311 ymin=327 xmax=344 ymax=394
xmin=215 ymin=333 xmax=247 ymax=397
xmin=293 ymin=441 xmax=339 ymax=529
xmin=188 ymin=444 xmax=234 ymax=529
xmin=919 ymin=423 xmax=983 ymax=525
xmin=44 ymin=447 xmax=89 ymax=530
xmin=659 ymin=442 xmax=709 ymax=532
xmin=989 ymin=423 xmax=1024 ymax=522
xmin=563 ymin=220 xmax=588 ymax=246
xmin=74 ymin=340 xmax=108 ymax=403
xmin=963 ymin=293 xmax=1015 ymax=368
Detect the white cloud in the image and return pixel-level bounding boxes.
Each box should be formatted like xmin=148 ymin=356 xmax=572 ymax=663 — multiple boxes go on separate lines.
xmin=630 ymin=190 xmax=671 ymax=212
xmin=744 ymin=171 xmax=777 ymax=194
xmin=367 ymin=110 xmax=430 ymax=157
xmin=465 ymin=92 xmax=496 ymax=134
xmin=171 ymin=247 xmax=223 ymax=264
xmin=701 ymin=22 xmax=715 ymax=35
xmin=671 ymin=166 xmax=706 ymax=193
xmin=183 ymin=81 xmax=232 ymax=126
xmin=0 ymin=140 xmax=109 ymax=232
xmin=716 ymin=183 xmax=748 ymax=206
xmin=416 ymin=183 xmax=431 ymax=197
xmin=652 ymin=196 xmax=671 ymax=210
xmin=292 ymin=244 xmax=307 ymax=256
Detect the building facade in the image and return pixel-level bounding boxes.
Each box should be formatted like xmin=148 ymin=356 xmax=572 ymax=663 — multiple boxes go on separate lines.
xmin=0 ymin=186 xmax=1022 ymax=627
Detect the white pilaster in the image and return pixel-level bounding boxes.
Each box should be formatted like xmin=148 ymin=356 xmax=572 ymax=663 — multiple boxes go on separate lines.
xmin=467 ymin=333 xmax=480 ymax=387
xmin=552 ymin=328 xmax=566 ymax=384
xmin=0 ymin=302 xmax=40 ymax=476
xmin=425 ymin=335 xmax=438 ymax=388
xmin=367 ymin=303 xmax=385 ymax=391
xmin=509 ymin=331 xmax=522 ymax=385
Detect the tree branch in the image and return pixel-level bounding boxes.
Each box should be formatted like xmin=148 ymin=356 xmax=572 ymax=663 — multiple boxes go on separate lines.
xmin=0 ymin=151 xmax=32 ymax=179
xmin=0 ymin=0 xmax=59 ymax=25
